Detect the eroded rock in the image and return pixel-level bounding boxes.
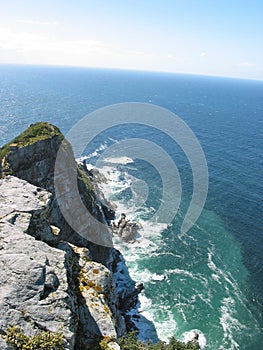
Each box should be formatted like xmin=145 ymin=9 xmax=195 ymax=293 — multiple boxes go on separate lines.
xmin=0 ymin=176 xmax=123 ymax=349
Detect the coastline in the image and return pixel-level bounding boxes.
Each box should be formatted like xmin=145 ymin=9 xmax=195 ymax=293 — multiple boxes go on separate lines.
xmin=0 ymin=122 xmax=158 ymax=349
xmin=88 ymin=162 xmax=207 ymax=348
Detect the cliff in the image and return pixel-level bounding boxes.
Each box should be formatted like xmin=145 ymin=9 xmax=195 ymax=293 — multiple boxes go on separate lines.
xmin=0 ymin=122 xmax=114 ymax=255
xmin=0 ymin=123 xmax=141 ymax=350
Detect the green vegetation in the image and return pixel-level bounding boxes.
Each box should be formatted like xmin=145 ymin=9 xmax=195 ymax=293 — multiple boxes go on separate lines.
xmin=118 ymin=332 xmax=200 ymax=350
xmin=10 ymin=122 xmax=62 ymax=146
xmin=1 ymin=326 xmax=200 ymax=350
xmin=77 ymin=164 xmax=94 ymax=192
xmin=83 ymin=332 xmax=200 ymax=350
xmin=2 ymin=325 xmax=63 ymax=350
xmin=0 ymin=122 xmax=63 ymax=161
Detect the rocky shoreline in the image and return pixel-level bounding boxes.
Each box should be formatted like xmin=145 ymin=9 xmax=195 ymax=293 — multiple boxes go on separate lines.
xmin=0 ymin=122 xmax=147 ymax=349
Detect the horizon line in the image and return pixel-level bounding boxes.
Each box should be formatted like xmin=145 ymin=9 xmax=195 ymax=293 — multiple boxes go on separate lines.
xmin=0 ymin=62 xmax=262 ymax=82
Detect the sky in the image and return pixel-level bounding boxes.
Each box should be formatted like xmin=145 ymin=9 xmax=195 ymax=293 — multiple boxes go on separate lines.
xmin=0 ymin=0 xmax=263 ymax=80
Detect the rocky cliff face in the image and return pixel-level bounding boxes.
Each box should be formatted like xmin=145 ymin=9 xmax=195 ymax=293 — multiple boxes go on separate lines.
xmin=0 ymin=122 xmax=114 ymax=256
xmin=0 ymin=177 xmax=77 ymax=349
xmin=0 ymin=123 xmax=141 ymax=350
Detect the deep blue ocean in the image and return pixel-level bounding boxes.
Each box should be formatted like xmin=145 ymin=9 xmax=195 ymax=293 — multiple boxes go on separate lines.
xmin=0 ymin=64 xmax=262 ymax=349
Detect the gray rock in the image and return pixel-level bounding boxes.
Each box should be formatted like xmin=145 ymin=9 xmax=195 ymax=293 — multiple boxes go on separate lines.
xmin=0 ymin=175 xmax=51 ymax=218
xmin=74 ymin=247 xmax=126 ymax=349
xmin=0 ymin=176 xmax=126 ymax=349
xmin=0 ymin=220 xmax=78 ymax=348
xmin=2 ymin=134 xmax=61 ymax=193
xmin=0 ymin=177 xmax=76 ymax=348
xmin=0 ymin=122 xmax=150 ymax=348
xmin=2 ymin=128 xmax=113 ymax=250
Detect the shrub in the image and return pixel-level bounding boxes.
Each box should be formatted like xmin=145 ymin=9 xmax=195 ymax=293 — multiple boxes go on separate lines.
xmin=118 ymin=331 xmax=145 ymax=350
xmin=3 ymin=325 xmax=63 ymax=350
xmin=118 ymin=331 xmax=200 ymax=350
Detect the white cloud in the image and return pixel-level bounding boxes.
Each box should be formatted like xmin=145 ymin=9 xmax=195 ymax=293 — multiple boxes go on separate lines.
xmin=238 ymin=62 xmax=254 ymax=67
xmin=16 ymin=19 xmax=58 ymax=25
xmin=0 ymin=26 xmax=152 ymax=69
xmin=0 ymin=27 xmax=105 ymax=54
xmin=200 ymin=52 xmax=207 ymax=57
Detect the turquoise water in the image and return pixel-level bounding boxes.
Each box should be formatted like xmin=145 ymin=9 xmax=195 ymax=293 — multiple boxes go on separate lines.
xmin=96 ymin=158 xmax=262 ymax=349
xmin=0 ymin=65 xmax=262 ymax=349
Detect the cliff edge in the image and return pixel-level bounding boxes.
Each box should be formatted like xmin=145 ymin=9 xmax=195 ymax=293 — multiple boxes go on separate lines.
xmin=0 ymin=122 xmax=114 ymax=253
xmin=0 ymin=123 xmax=142 ymax=350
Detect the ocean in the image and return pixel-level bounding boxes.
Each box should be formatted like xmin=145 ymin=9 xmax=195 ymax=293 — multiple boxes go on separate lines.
xmin=0 ymin=64 xmax=262 ymax=350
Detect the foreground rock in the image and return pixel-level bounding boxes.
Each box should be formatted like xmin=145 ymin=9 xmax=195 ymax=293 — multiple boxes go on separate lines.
xmin=0 ymin=176 xmax=124 ymax=349
xmin=0 ymin=177 xmax=76 ymax=349
xmin=0 ymin=123 xmax=151 ymax=349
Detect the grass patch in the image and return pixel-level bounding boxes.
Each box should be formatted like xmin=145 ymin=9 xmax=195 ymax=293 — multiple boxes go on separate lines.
xmin=0 ymin=122 xmax=63 ymax=161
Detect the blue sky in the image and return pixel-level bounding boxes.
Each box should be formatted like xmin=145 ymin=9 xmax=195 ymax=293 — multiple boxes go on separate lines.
xmin=0 ymin=0 xmax=262 ymax=79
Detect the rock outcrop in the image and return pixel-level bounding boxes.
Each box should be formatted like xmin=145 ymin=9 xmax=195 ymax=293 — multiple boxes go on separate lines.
xmin=0 ymin=177 xmax=77 ymax=349
xmin=0 ymin=122 xmax=113 ymax=255
xmin=0 ymin=123 xmax=144 ymax=349
xmin=0 ymin=176 xmax=125 ymax=349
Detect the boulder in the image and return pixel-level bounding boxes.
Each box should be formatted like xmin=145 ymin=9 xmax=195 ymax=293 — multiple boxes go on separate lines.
xmin=0 ymin=177 xmax=78 ymax=349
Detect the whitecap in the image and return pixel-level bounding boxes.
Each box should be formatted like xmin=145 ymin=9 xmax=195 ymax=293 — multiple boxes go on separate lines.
xmin=211 ymin=273 xmax=222 ymax=284
xmin=92 ymin=158 xmax=183 ymax=344
xmin=219 ymin=297 xmax=246 ymax=350
xmin=78 ymin=142 xmax=108 ymax=161
xmin=151 ymin=273 xmax=166 ymax=281
xmin=85 ymin=163 xmax=94 ymax=171
xmin=154 ymin=317 xmax=178 ymax=343
xmin=135 ymin=293 xmax=177 ymax=343
xmin=101 ymin=156 xmax=134 ymax=165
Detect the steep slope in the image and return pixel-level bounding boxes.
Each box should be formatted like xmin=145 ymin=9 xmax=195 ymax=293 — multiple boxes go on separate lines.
xmin=0 ymin=123 xmax=142 ymax=350
xmin=0 ymin=122 xmax=114 ymax=259
xmin=0 ymin=176 xmax=124 ymax=349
